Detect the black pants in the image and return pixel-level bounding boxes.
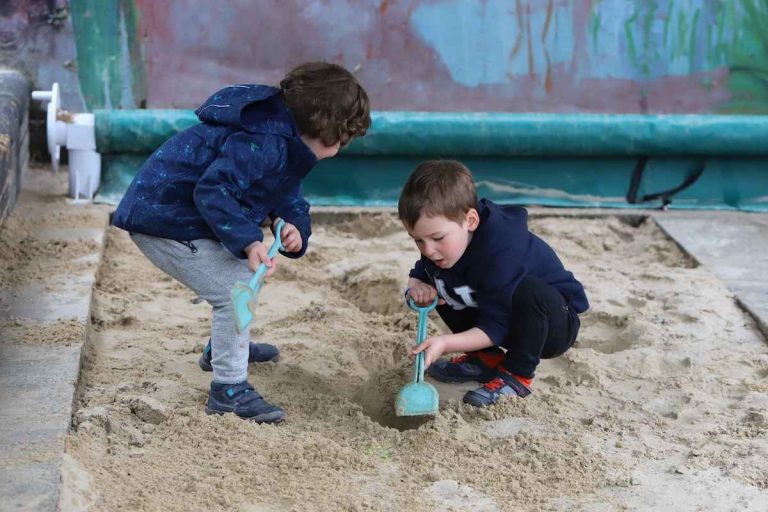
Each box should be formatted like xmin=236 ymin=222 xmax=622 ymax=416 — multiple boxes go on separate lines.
xmin=436 ymin=276 xmax=580 ymax=378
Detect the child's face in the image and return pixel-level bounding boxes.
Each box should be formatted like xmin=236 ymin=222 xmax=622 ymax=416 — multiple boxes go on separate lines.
xmin=405 ymin=209 xmax=479 ymax=269
xmin=300 ymin=135 xmax=346 ymax=160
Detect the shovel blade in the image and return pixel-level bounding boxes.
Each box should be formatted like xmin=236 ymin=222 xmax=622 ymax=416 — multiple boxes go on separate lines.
xmin=395 ymin=382 xmax=439 ymax=417
xmin=231 ymin=282 xmax=255 ymax=333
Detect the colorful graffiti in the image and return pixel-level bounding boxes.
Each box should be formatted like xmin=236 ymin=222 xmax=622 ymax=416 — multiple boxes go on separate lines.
xmin=726 ymin=0 xmax=768 ymax=112
xmin=3 ymin=0 xmax=767 ymax=113
xmin=410 ymin=0 xmax=767 ymax=112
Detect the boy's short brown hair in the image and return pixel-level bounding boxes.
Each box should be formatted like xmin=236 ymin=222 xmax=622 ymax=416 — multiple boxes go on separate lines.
xmin=280 ymin=62 xmax=371 ymax=146
xmin=398 ymin=160 xmax=478 ymax=229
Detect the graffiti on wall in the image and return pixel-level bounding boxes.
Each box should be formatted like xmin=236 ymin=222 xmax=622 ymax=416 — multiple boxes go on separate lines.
xmin=3 ymin=0 xmax=767 ymax=113
xmin=405 ymin=0 xmax=767 ymax=112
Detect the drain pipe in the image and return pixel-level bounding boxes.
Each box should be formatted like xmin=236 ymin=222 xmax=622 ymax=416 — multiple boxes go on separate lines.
xmin=31 ymin=83 xmax=101 ymax=201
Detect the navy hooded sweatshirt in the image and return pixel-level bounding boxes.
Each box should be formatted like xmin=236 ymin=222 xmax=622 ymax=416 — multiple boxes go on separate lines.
xmin=409 ymin=199 xmax=589 ymax=346
xmin=112 ymin=85 xmax=317 ymax=259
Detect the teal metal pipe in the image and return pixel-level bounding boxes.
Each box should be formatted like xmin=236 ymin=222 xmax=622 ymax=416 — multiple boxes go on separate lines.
xmin=96 ymin=109 xmax=768 ymax=156
xmin=97 ymin=152 xmax=768 ymax=211
xmin=95 ymin=109 xmax=198 ymax=155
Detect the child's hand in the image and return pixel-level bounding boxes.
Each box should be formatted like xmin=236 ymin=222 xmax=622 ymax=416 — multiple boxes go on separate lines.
xmin=412 ymin=336 xmax=447 ymax=368
xmin=273 ymin=218 xmax=302 ymax=253
xmin=244 ymin=241 xmax=277 ymax=277
xmin=407 ymin=282 xmax=444 ymax=306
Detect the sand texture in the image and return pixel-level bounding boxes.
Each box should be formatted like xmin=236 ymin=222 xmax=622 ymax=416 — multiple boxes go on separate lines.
xmin=5 ymin=170 xmax=763 ymax=511
xmin=43 ymin=205 xmax=767 ymax=512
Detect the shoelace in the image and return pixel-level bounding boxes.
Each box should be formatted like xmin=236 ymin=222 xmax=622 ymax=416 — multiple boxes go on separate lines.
xmin=484 ymin=377 xmax=506 ymax=392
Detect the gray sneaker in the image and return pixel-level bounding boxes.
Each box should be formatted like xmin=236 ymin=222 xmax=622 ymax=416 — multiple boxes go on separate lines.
xmin=463 ymin=372 xmax=531 ymax=407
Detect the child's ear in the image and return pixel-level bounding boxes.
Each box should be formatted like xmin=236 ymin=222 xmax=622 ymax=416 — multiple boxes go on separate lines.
xmin=466 ymin=208 xmax=480 ymax=232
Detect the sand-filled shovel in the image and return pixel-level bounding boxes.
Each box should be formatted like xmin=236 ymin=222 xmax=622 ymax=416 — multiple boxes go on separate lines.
xmin=232 ymin=219 xmax=285 ymax=333
xmin=395 ymin=297 xmax=440 ymax=417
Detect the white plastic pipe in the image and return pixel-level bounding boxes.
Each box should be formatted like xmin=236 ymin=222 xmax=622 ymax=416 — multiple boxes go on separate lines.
xmin=31 ymin=83 xmax=101 ymax=201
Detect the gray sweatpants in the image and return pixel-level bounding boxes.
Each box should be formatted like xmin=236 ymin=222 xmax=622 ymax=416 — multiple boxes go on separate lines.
xmin=130 ymin=233 xmax=252 ymax=384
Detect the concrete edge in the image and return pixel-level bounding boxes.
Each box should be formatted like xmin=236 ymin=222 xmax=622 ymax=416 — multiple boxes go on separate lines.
xmin=0 ymin=210 xmax=109 ymax=511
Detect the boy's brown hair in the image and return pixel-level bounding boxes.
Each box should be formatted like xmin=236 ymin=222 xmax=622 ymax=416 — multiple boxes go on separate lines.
xmin=280 ymin=62 xmax=371 ymax=146
xmin=398 ymin=160 xmax=478 ymax=229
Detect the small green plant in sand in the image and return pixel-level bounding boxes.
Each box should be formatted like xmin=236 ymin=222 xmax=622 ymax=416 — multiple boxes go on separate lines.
xmin=363 ymin=445 xmax=393 ymax=460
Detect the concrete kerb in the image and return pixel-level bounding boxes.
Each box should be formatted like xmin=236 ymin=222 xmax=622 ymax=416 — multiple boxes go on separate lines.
xmin=0 ymin=168 xmax=109 ymax=511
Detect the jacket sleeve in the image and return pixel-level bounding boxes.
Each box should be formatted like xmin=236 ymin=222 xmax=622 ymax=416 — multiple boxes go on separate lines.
xmin=270 ymin=183 xmax=311 ymax=259
xmin=193 ymin=132 xmax=284 ymax=258
xmin=408 ymin=259 xmax=431 ymax=283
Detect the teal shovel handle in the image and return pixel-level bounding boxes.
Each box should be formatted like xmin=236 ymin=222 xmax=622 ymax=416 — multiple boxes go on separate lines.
xmin=407 ymin=297 xmax=438 ymax=384
xmin=247 ymin=219 xmax=285 ymax=291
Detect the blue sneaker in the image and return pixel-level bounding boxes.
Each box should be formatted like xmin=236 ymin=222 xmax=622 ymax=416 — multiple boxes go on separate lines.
xmin=206 ymin=381 xmax=284 ymax=423
xmin=463 ymin=371 xmax=532 ymax=407
xmin=427 ymin=348 xmax=505 ymax=383
xmin=198 ymin=339 xmax=280 ymax=372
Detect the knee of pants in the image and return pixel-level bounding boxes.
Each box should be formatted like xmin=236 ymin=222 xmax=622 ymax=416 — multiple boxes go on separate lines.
xmin=207 ymin=287 xmax=236 ymax=309
xmin=541 ymin=345 xmax=568 ymax=360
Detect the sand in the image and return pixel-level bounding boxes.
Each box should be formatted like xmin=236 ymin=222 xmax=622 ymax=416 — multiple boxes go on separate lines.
xmin=4 ymin=169 xmax=767 ymax=511
xmin=0 ymin=168 xmax=107 ymax=347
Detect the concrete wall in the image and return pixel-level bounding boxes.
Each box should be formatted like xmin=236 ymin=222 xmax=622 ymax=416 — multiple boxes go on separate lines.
xmin=2 ymin=0 xmax=767 ymax=114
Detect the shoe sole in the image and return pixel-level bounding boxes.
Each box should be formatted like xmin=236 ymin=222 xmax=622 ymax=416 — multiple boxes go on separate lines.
xmin=198 ymin=354 xmax=280 ymax=372
xmin=462 ymin=390 xmax=495 ymax=407
xmin=205 ymin=408 xmax=285 ymax=424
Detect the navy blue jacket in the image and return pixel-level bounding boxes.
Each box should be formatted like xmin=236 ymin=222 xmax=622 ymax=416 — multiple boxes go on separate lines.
xmin=112 ymin=85 xmax=317 ymax=259
xmin=409 ymin=199 xmax=589 ymax=345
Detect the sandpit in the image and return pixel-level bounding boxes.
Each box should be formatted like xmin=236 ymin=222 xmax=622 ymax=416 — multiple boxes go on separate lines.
xmin=5 ymin=175 xmax=762 ymax=510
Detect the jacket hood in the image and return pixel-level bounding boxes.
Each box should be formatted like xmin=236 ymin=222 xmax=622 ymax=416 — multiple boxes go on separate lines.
xmin=479 ymin=199 xmax=528 ymax=235
xmin=194 ymin=85 xmax=296 ymax=137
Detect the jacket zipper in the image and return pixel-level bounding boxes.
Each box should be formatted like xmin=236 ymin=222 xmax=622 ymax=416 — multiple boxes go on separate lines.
xmin=179 ymin=240 xmax=198 ymax=253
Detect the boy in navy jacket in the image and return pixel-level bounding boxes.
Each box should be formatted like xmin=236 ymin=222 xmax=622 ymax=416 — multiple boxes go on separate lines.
xmin=113 ymin=62 xmax=370 ymax=423
xmin=398 ymin=160 xmax=588 ymax=406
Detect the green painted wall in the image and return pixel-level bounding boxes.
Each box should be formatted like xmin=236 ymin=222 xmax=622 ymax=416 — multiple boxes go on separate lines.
xmin=70 ymin=0 xmax=147 ymax=111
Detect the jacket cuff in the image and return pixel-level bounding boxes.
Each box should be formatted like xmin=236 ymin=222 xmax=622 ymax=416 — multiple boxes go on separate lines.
xmin=476 ymin=324 xmax=505 ymax=346
xmin=277 ymin=225 xmax=309 ymax=259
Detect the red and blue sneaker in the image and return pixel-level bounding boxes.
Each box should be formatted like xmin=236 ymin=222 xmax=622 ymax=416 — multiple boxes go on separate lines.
xmin=463 ymin=370 xmax=532 ymax=407
xmin=427 ymin=348 xmax=505 ymax=383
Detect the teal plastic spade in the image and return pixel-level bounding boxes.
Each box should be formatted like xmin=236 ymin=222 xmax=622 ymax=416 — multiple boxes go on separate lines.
xmin=232 ymin=220 xmax=285 ymax=333
xmin=395 ymin=297 xmax=440 ymax=417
